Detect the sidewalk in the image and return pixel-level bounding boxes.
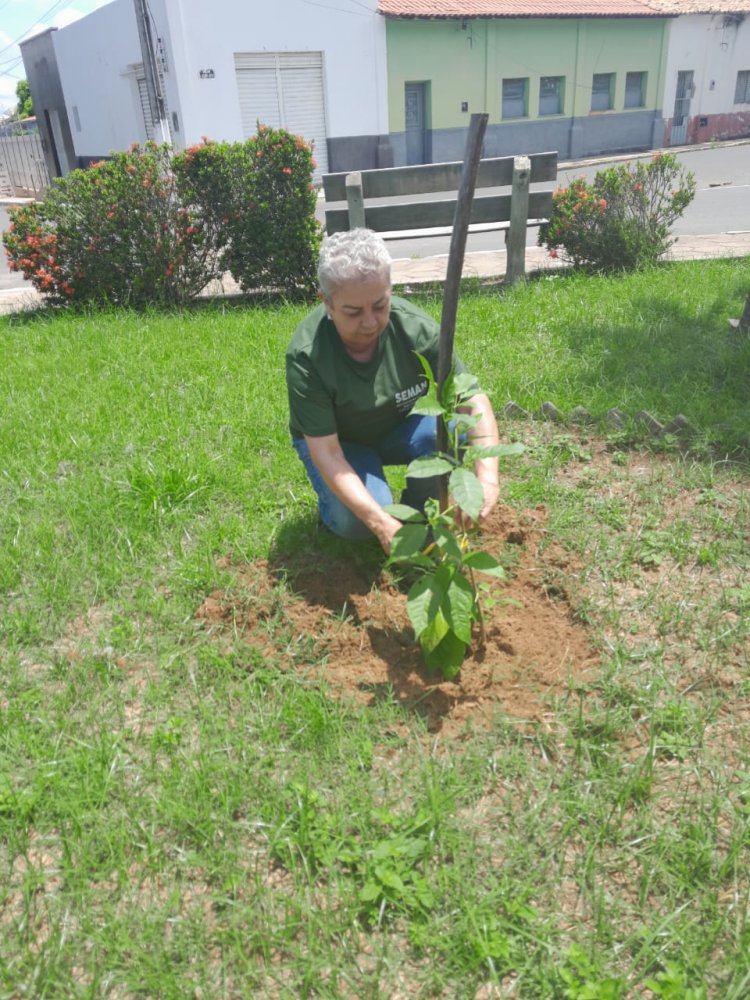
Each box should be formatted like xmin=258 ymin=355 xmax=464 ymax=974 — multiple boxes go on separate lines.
xmin=1 ymin=231 xmax=749 ymax=315
xmin=389 ymin=230 xmax=750 ymax=285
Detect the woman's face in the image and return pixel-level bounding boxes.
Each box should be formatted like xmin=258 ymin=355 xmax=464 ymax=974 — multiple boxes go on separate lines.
xmin=323 ymin=276 xmax=392 ymax=360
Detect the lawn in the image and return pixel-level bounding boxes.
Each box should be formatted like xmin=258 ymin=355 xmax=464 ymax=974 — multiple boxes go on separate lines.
xmin=1 ymin=259 xmax=749 ymax=998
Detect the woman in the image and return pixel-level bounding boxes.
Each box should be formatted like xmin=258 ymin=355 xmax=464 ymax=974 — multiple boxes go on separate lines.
xmin=286 ymin=228 xmax=500 ymax=555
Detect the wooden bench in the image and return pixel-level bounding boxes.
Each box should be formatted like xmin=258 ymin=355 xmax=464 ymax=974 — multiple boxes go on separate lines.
xmin=321 ymin=151 xmax=558 ymax=284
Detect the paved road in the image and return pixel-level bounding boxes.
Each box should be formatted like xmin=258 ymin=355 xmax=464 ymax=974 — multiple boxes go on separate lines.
xmin=350 ymin=141 xmax=750 ymax=261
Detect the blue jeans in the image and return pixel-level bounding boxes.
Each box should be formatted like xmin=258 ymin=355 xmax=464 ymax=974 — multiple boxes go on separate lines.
xmin=292 ymin=413 xmax=441 ymax=541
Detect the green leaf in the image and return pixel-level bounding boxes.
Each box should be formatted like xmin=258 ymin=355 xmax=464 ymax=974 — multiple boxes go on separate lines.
xmin=406 ymin=576 xmax=444 ymax=637
xmin=406 ymin=455 xmax=454 ymax=479
xmin=359 ymin=881 xmax=381 ymax=902
xmin=411 ymin=394 xmax=445 ymax=418
xmin=418 ymin=608 xmax=449 ymax=653
xmin=454 ymin=372 xmax=479 ymax=401
xmin=374 ymin=865 xmax=406 ymax=892
xmin=452 ymin=412 xmax=480 ymax=432
xmin=434 ymin=525 xmax=463 ymax=561
xmin=389 ymin=523 xmax=429 ymax=559
xmin=414 ymin=351 xmax=437 ymax=388
xmin=445 ymin=571 xmax=475 ymax=643
xmin=404 ymin=552 xmax=439 ymax=571
xmin=383 ymin=503 xmax=425 ymax=523
xmin=440 ymin=370 xmax=456 ymax=415
xmin=423 ymin=630 xmax=466 ymax=679
xmin=463 ymin=550 xmax=507 ymax=578
xmin=465 ymin=442 xmax=527 ymax=460
xmin=449 ymin=466 xmax=483 ymax=521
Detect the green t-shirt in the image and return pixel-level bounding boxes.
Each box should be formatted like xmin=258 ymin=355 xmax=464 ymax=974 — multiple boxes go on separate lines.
xmin=286 ymin=296 xmax=471 ymax=446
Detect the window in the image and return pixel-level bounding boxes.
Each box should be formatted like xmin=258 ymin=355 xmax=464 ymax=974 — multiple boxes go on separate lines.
xmin=735 ymin=70 xmax=750 ymax=104
xmin=591 ymin=73 xmax=614 ymax=111
xmin=624 ymin=71 xmax=646 ymax=108
xmin=539 ymin=76 xmax=564 ymax=116
xmin=502 ymin=78 xmax=528 ymax=119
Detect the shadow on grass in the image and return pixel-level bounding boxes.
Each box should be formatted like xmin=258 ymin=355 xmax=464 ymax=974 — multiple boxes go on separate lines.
xmin=1 ymin=287 xmax=316 ymax=327
xmin=267 ymin=510 xmax=384 ymax=619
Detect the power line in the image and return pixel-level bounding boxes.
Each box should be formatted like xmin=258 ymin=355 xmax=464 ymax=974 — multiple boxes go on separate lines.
xmin=0 ymin=0 xmax=71 ymax=60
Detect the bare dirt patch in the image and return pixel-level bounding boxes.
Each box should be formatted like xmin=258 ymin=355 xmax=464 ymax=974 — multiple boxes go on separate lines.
xmin=196 ymin=503 xmax=598 ymax=734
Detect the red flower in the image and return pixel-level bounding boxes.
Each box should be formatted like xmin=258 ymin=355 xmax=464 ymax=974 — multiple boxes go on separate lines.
xmin=282 ymin=167 xmax=292 ymax=176
xmin=549 ymin=249 xmax=558 ymax=258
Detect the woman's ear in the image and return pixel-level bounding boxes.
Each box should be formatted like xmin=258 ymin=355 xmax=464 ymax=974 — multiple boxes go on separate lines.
xmin=319 ymin=291 xmax=332 ymax=319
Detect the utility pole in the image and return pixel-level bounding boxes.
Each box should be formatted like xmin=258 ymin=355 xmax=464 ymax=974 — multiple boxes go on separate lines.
xmin=133 ymin=0 xmax=171 ymax=144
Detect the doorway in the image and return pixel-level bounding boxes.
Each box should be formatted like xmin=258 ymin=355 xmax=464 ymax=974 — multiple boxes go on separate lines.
xmin=671 ymin=70 xmax=693 ymax=145
xmin=405 ymin=82 xmax=428 ymax=165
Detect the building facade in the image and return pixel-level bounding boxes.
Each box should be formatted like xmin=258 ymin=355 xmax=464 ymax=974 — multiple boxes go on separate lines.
xmin=20 ymin=0 xmax=748 ymax=181
xmin=646 ymin=1 xmax=750 ymax=145
xmin=21 ymin=0 xmax=390 ymax=178
xmin=381 ymin=2 xmax=673 ymax=164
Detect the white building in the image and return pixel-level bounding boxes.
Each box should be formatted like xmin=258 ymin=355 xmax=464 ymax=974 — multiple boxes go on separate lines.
xmin=21 ymin=0 xmax=391 ymax=181
xmin=646 ymin=1 xmax=750 ymax=144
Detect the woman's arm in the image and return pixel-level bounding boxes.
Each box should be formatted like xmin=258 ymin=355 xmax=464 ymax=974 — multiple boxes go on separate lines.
xmin=461 ymin=392 xmax=500 ymax=521
xmin=304 ymin=434 xmax=402 ymax=555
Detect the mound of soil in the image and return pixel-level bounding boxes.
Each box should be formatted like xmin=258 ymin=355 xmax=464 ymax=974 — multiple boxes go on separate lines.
xmin=196 ymin=504 xmax=598 ymax=734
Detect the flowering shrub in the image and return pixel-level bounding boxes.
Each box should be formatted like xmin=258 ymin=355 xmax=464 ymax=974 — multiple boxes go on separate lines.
xmin=538 ymin=153 xmax=696 ymax=272
xmin=3 ymin=143 xmax=223 ymax=308
xmin=173 ymin=125 xmax=322 ymax=299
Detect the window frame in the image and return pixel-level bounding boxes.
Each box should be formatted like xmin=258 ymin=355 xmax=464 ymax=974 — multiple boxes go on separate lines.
xmin=502 ymin=77 xmax=529 ymax=120
xmin=539 ymin=75 xmax=565 ymax=116
xmin=591 ymin=72 xmax=615 ymax=112
xmin=735 ymin=70 xmax=750 ymax=104
xmin=624 ymin=71 xmax=646 ymax=109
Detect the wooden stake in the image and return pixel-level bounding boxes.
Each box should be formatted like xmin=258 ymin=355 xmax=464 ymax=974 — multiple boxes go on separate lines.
xmin=436 ymin=113 xmax=488 ymax=511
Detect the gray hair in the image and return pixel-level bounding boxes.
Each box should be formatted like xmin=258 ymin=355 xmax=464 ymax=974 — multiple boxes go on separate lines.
xmin=317 ymin=229 xmax=392 ymax=299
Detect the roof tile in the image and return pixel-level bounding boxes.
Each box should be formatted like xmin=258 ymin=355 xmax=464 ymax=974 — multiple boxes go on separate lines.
xmin=643 ymin=0 xmax=750 ymax=12
xmin=378 ymin=0 xmax=668 ymax=16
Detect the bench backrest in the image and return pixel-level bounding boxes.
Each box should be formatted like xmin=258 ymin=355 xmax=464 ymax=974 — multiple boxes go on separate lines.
xmin=322 ymin=151 xmax=558 ymax=235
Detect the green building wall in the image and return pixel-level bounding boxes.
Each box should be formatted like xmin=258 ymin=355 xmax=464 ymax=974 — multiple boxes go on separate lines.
xmin=385 ymin=17 xmax=670 ymax=165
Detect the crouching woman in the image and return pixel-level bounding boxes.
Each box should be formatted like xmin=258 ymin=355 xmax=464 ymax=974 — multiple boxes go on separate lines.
xmin=285 ymin=228 xmax=501 ymax=555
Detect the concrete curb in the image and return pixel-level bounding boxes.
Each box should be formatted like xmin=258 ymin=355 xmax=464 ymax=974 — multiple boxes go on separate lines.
xmin=1 ymin=231 xmax=749 ymax=314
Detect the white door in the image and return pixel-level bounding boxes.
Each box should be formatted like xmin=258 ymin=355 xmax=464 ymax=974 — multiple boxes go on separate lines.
xmin=234 ymin=51 xmax=328 ymax=182
xmin=671 ymin=71 xmax=693 ymax=146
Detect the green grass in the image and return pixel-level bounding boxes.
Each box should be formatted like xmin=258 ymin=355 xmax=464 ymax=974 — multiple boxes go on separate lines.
xmin=1 ymin=259 xmax=749 ymax=998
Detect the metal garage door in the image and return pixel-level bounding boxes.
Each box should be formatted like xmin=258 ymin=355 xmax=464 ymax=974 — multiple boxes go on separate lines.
xmin=234 ymin=51 xmax=328 ymax=181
